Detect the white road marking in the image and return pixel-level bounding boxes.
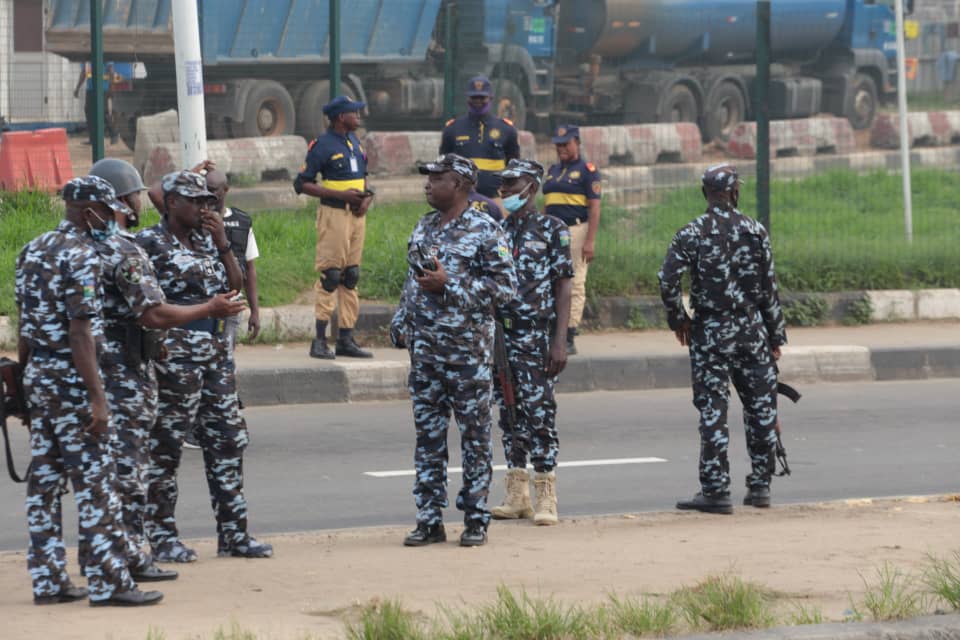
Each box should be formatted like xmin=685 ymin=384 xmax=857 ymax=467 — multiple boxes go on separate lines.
xmin=364 ymin=457 xmax=668 ymax=478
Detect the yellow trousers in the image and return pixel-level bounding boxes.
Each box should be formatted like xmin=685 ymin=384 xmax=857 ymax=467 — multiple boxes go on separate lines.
xmin=568 ymin=221 xmax=589 ymax=328
xmin=314 ymin=204 xmax=366 ymax=328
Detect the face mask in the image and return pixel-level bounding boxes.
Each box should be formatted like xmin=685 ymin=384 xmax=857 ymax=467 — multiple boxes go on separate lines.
xmin=502 ymin=186 xmax=531 ymax=214
xmin=468 ymin=100 xmax=492 ymax=117
xmin=87 ymin=209 xmax=119 ymax=241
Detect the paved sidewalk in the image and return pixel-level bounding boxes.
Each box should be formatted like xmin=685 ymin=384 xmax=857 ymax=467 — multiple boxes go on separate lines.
xmin=233 ymin=321 xmax=960 ymax=406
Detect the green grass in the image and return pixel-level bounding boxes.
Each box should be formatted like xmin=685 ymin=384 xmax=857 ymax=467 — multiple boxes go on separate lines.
xmin=923 ymin=551 xmax=960 ymax=611
xmin=849 ymin=563 xmax=929 ymax=622
xmin=345 ymin=599 xmax=426 ymax=640
xmin=4 ymin=168 xmax=960 ymax=322
xmin=671 ymin=574 xmax=778 ymax=632
xmin=601 ymin=592 xmax=679 ymax=637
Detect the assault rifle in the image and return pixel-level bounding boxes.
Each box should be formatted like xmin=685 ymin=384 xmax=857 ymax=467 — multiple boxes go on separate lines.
xmin=0 ymin=357 xmax=28 ymax=483
xmin=773 ymin=382 xmax=800 ymax=477
xmin=493 ymin=322 xmax=518 ymax=435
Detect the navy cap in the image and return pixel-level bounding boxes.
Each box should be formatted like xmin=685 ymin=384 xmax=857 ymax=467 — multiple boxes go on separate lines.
xmin=497 ymin=158 xmax=545 ymax=185
xmin=552 ymin=124 xmax=580 ymax=144
xmin=323 ymin=95 xmax=366 ymax=118
xmin=466 ymin=75 xmax=492 ymax=97
xmin=62 ymin=175 xmax=131 ymax=216
xmin=161 ymin=170 xmax=215 ymax=199
xmin=701 ymin=163 xmax=742 ymax=193
xmin=418 ymin=153 xmax=478 ymax=183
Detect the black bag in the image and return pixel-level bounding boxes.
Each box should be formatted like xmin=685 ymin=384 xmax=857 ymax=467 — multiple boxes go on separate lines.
xmin=0 ymin=356 xmax=29 ymax=483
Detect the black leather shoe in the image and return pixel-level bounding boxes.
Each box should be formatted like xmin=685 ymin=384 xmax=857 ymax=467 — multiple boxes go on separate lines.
xmin=336 ymin=336 xmax=373 ymax=358
xmin=566 ymin=328 xmax=578 ymax=356
xmin=403 ymin=523 xmax=446 ymax=547
xmin=89 ymin=588 xmax=163 ymax=607
xmin=131 ymin=562 xmax=178 ymax=582
xmin=743 ymin=487 xmax=771 ymax=508
xmin=459 ymin=523 xmax=487 ymax=547
xmin=34 ymin=583 xmax=88 ymax=605
xmin=309 ymin=338 xmax=335 ymax=359
xmin=218 ymin=536 xmax=274 ymax=558
xmin=676 ymin=492 xmax=733 ymax=514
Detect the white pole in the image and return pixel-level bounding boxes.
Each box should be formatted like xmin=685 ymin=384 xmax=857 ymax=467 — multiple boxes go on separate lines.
xmin=171 ymin=0 xmax=208 ymax=169
xmin=894 ymin=0 xmax=913 ymax=243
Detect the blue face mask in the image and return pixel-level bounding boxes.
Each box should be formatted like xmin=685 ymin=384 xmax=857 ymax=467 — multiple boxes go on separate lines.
xmin=87 ymin=209 xmax=119 ymax=241
xmin=502 ymin=185 xmax=532 ymax=214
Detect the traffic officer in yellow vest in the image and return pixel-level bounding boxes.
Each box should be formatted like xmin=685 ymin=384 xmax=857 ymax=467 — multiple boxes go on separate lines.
xmin=543 ymin=125 xmax=602 ymax=355
xmin=294 ymin=95 xmax=374 ymax=359
xmin=440 ymin=75 xmax=520 ymax=199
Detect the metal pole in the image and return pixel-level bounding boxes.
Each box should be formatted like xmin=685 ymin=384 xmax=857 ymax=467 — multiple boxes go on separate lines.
xmin=443 ymin=1 xmax=456 ymax=120
xmin=171 ymin=0 xmax=208 ymax=169
xmin=755 ymin=0 xmax=771 ymax=231
xmin=90 ymin=0 xmax=104 ymax=162
xmin=894 ymin=0 xmax=913 ymax=243
xmin=330 ymin=0 xmax=341 ymax=100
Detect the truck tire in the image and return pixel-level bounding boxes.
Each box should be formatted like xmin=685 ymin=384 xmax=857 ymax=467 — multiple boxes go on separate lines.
xmin=703 ymin=81 xmax=746 ymax=143
xmin=660 ymin=84 xmax=698 ymax=124
xmin=846 ymin=73 xmax=877 ymax=131
xmin=239 ymin=80 xmax=295 ymax=138
xmin=494 ymin=79 xmax=527 ymax=130
xmin=295 ymin=80 xmax=352 ymax=139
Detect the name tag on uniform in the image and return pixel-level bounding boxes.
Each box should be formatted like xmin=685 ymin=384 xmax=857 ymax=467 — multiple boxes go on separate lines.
xmin=525 ymin=240 xmax=547 ymax=250
xmin=350 ymin=157 xmax=358 ymax=172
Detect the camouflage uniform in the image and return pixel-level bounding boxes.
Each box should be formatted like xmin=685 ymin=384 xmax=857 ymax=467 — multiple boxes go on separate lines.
xmin=136 ymin=218 xmax=254 ymax=557
xmin=16 ymin=219 xmax=136 ymax=602
xmin=658 ymin=166 xmax=787 ymax=498
xmin=497 ymin=210 xmax=573 ymax=472
xmin=95 ymin=231 xmax=166 ymax=554
xmin=391 ymin=207 xmax=516 ymax=528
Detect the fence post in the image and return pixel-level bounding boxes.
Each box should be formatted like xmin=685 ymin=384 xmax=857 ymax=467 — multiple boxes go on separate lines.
xmin=755 ymin=0 xmax=771 ymax=231
xmin=89 ymin=0 xmax=104 ymax=163
xmin=330 ymin=0 xmax=341 ymax=100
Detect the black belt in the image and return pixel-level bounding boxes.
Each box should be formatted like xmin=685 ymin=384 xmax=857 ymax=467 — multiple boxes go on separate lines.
xmin=31 ymin=347 xmax=72 ymax=359
xmin=103 ymin=324 xmax=128 ymax=344
xmin=320 ymin=197 xmax=348 ymax=210
xmin=497 ymin=315 xmax=548 ymax=332
xmin=180 ymin=318 xmax=225 ymax=335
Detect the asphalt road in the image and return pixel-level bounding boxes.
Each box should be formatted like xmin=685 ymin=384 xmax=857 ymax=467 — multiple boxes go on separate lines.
xmin=0 ymin=380 xmax=957 ymax=551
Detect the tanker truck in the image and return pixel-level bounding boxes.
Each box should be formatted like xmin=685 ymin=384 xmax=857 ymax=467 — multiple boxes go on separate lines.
xmin=44 ymin=0 xmax=903 ymax=146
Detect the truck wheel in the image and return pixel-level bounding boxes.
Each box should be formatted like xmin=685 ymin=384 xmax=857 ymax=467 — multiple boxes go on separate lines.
xmin=239 ymin=80 xmax=295 ymax=138
xmin=296 ymin=80 xmax=352 ymax=139
xmin=660 ymin=84 xmax=698 ymax=124
xmin=494 ymin=79 xmax=527 ymax=130
xmin=846 ymin=73 xmax=877 ymax=130
xmin=703 ymin=81 xmax=746 ymax=143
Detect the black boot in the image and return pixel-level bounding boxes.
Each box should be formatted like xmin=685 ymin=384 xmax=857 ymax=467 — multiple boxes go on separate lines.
xmin=89 ymin=588 xmax=164 ymax=607
xmin=309 ymin=337 xmax=335 ymax=359
xmin=459 ymin=522 xmax=487 ymax=547
xmin=743 ymin=486 xmax=771 ymax=508
xmin=34 ymin=583 xmax=88 ymax=605
xmin=676 ymin=492 xmax=733 ymax=514
xmin=403 ymin=522 xmax=446 ymax=547
xmin=336 ymin=330 xmax=373 ymax=358
xmin=131 ymin=562 xmax=179 ymax=582
xmin=566 ymin=327 xmax=578 ymax=355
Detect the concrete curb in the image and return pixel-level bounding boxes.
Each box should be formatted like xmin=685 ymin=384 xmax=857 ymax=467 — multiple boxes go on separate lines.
xmin=679 ymin=614 xmax=960 ymax=640
xmin=235 ymin=344 xmax=960 ymax=406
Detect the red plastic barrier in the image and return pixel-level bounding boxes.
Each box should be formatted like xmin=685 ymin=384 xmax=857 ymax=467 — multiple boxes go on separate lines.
xmin=0 ymin=128 xmax=74 ymax=191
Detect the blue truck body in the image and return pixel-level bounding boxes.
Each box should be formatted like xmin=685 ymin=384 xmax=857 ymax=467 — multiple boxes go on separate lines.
xmin=45 ymin=0 xmax=903 ymax=144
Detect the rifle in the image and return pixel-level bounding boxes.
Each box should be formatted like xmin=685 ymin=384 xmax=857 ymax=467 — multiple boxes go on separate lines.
xmin=773 ymin=382 xmax=800 ymax=477
xmin=0 ymin=357 xmax=29 ymax=483
xmin=493 ymin=322 xmax=518 ymax=438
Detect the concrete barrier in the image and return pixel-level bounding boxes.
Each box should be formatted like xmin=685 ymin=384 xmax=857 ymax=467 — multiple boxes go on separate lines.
xmin=726 ymin=117 xmax=855 ymax=159
xmin=133 ymin=109 xmax=179 ymax=176
xmin=142 ymin=135 xmax=307 ymax=185
xmin=870 ymin=110 xmax=960 ymax=149
xmin=578 ymin=123 xmax=702 ymax=168
xmin=363 ymin=130 xmax=537 ymax=175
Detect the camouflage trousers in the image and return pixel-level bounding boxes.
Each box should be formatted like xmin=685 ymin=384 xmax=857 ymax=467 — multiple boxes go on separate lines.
xmin=23 ymin=354 xmax=136 ymax=602
xmin=102 ymin=350 xmax=158 ymax=554
xmin=146 ymin=350 xmax=250 ymax=551
xmin=689 ymin=316 xmax=778 ymax=497
xmin=494 ymin=328 xmax=559 ymax=472
xmin=409 ymin=357 xmax=494 ymax=527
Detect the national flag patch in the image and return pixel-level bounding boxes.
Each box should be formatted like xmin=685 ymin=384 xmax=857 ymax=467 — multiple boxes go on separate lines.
xmin=559 ymin=230 xmax=570 ymax=247
xmin=498 ymin=243 xmax=510 ymax=259
xmin=82 ymin=278 xmax=96 ymax=299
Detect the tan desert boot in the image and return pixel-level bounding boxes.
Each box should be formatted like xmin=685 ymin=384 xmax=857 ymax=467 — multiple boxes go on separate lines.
xmin=491 ymin=468 xmax=534 ymax=519
xmin=533 ymin=470 xmax=559 ymax=526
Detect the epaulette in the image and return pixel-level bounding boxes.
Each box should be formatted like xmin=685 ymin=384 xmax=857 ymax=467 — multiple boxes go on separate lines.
xmin=502 ymin=117 xmax=514 ymax=127
xmin=444 ymin=118 xmax=455 ymax=127
xmin=307 ymin=138 xmax=317 ymax=151
xmin=586 ymin=162 xmax=596 ymax=172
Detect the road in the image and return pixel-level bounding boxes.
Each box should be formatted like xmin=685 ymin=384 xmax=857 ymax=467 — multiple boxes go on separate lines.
xmin=0 ymin=380 xmax=957 ymax=551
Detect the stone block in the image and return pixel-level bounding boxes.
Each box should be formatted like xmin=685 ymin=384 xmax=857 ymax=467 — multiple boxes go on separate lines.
xmin=867 ymin=290 xmax=916 ymax=322
xmin=916 ymin=289 xmax=960 ymax=320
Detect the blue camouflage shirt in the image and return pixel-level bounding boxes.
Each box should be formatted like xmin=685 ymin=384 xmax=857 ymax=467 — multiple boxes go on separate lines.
xmin=500 ymin=211 xmax=573 ymax=324
xmin=15 ymin=220 xmax=103 ymax=353
xmin=658 ymin=203 xmax=787 ymax=348
xmin=392 ymin=207 xmax=517 ymax=364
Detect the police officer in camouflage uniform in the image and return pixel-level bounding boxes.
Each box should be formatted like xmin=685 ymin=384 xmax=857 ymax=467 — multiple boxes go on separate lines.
xmin=658 ymin=164 xmax=787 ymax=515
xmin=16 ymin=176 xmax=162 ymax=606
xmin=90 ymin=159 xmax=243 ymax=576
xmin=137 ymin=171 xmax=273 ymax=562
xmin=489 ymin=159 xmax=573 ymax=526
xmin=390 ymin=154 xmax=516 ymax=547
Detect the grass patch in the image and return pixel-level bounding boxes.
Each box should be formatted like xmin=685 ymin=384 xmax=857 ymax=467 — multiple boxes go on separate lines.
xmin=787 ymin=602 xmax=825 ymax=625
xmin=672 ymin=574 xmax=778 ymax=631
xmin=345 ymin=598 xmax=426 ymax=640
xmin=473 ymin=585 xmax=599 ymax=640
xmin=849 ymin=563 xmax=929 ymax=622
xmin=924 ymin=550 xmax=960 ymax=611
xmin=601 ymin=592 xmax=679 ymax=637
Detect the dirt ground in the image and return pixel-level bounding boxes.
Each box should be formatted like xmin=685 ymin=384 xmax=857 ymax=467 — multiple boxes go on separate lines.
xmin=1 ymin=496 xmax=957 ymax=640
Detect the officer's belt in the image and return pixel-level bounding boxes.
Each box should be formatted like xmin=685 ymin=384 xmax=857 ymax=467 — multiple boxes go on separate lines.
xmin=472 ymin=158 xmax=506 ymax=172
xmin=497 ymin=315 xmax=548 ymax=332
xmin=179 ymin=318 xmax=225 ymax=335
xmin=320 ymin=179 xmax=365 ymax=209
xmin=103 ymin=323 xmax=132 ymax=344
xmin=545 ymin=193 xmax=588 ymax=207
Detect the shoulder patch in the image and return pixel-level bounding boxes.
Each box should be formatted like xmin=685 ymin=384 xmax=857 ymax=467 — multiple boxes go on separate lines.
xmin=118 ymin=256 xmax=144 ymax=285
xmin=307 ymin=139 xmax=317 ymax=151
xmin=82 ymin=277 xmax=96 ymax=299
xmin=592 ymin=182 xmax=602 ymax=194
xmin=502 ymin=117 xmax=514 ymax=127
xmin=445 ymin=118 xmax=455 ymax=127
xmin=559 ymin=229 xmax=571 ymax=247
xmin=498 ymin=241 xmax=511 ymax=259
xmin=586 ymin=162 xmax=596 ymax=172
